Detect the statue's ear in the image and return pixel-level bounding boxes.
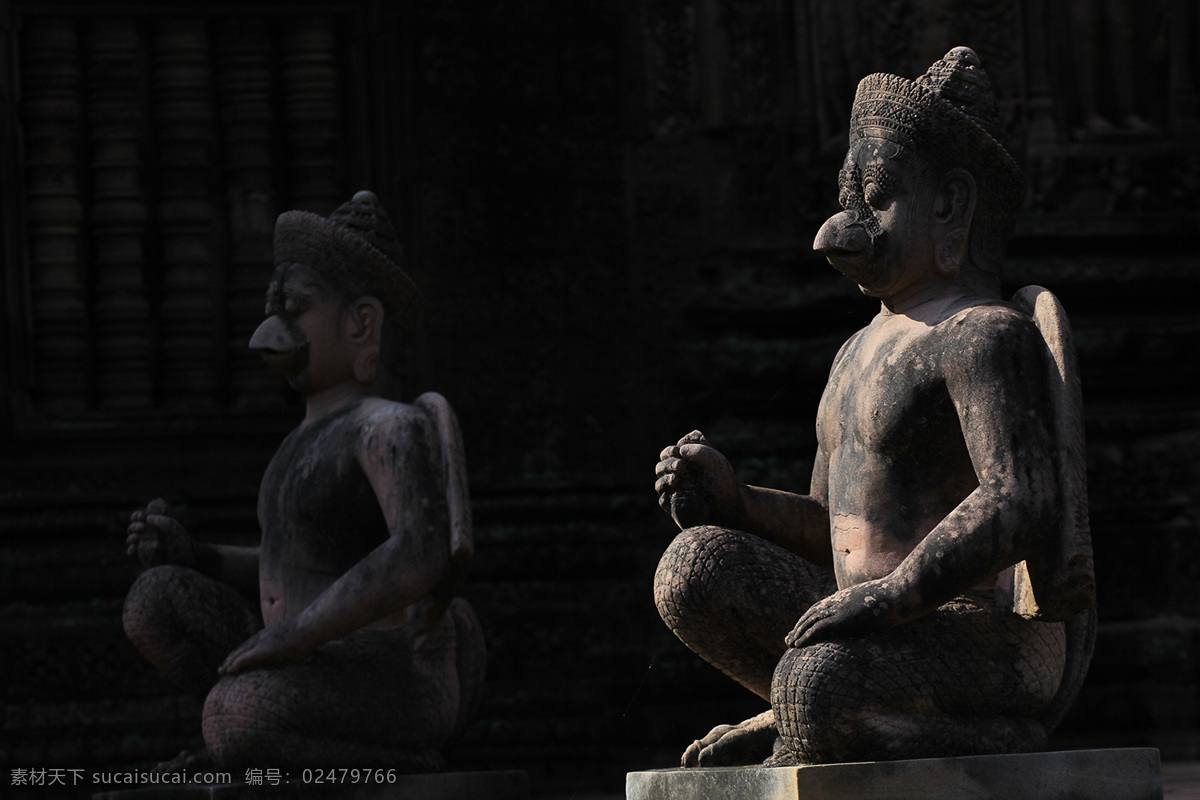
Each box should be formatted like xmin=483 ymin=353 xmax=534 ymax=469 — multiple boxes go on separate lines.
xmin=346 ymin=296 xmax=385 ymax=385
xmin=932 ymin=168 xmax=976 ymax=278
xmin=345 ymin=295 xmax=385 ymax=344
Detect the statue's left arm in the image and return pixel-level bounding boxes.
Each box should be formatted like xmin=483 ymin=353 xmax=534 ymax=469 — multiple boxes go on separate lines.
xmin=788 ymin=309 xmax=1059 ymax=647
xmin=220 ymin=404 xmax=448 ymax=674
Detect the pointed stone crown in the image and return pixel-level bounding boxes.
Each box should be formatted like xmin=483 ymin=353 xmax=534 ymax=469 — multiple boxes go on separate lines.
xmin=849 ymin=46 xmax=1024 ymax=233
xmin=273 ymin=190 xmax=420 ymax=328
xmin=916 ymin=46 xmax=1006 ymax=143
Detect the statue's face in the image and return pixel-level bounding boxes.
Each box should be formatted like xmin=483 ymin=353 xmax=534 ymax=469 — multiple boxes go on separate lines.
xmin=815 ymin=137 xmax=939 ymax=300
xmin=251 ymin=262 xmax=352 ymax=395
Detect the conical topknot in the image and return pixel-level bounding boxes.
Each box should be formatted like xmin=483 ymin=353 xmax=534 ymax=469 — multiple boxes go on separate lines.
xmin=274 ymin=190 xmax=420 ymax=328
xmin=915 ymin=46 xmax=1005 ymax=144
xmin=327 ymin=189 xmax=405 ymax=270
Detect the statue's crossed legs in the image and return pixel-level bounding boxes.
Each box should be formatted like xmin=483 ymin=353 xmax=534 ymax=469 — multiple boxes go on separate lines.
xmin=124 ymin=565 xmax=481 ymax=771
xmin=655 ymin=526 xmax=1067 ymax=765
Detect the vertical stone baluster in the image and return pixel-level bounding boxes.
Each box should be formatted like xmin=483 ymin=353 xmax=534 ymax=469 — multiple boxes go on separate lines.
xmin=85 ymin=19 xmax=153 ymax=409
xmin=21 ymin=18 xmax=88 ymax=414
xmin=1168 ymin=0 xmax=1198 ymax=137
xmin=725 ymin=0 xmax=786 ymax=241
xmin=1021 ymin=0 xmax=1058 ymax=150
xmin=216 ymin=18 xmax=283 ymax=408
xmin=282 ymin=16 xmax=342 ymax=215
xmin=153 ymin=19 xmax=218 ymax=408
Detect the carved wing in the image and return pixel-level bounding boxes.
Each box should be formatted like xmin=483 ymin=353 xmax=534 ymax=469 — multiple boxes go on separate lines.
xmin=415 ymin=392 xmax=474 ymax=587
xmin=1005 ymin=286 xmax=1096 ymax=621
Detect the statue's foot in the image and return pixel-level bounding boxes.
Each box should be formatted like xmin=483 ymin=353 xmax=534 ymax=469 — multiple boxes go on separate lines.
xmin=762 ymin=746 xmax=801 ymax=767
xmin=154 ymin=747 xmax=212 ymax=773
xmin=681 ymin=711 xmax=777 ymax=768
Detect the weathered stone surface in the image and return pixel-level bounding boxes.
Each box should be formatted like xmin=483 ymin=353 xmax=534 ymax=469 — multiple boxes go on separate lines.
xmin=626 ymin=748 xmax=1163 ymax=800
xmin=651 ymin=46 xmax=1096 ymax=768
xmin=120 ymin=192 xmax=485 ymax=771
xmin=93 ymin=769 xmax=529 ymax=799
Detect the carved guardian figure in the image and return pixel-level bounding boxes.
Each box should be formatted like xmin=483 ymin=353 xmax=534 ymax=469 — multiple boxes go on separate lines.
xmin=653 ymin=47 xmax=1095 ymax=766
xmin=123 ymin=191 xmax=485 ymax=771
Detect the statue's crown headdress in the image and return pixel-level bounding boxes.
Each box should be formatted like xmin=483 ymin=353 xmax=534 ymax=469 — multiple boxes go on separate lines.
xmin=850 ymin=47 xmax=1024 ymax=228
xmin=273 ymin=190 xmax=420 ymax=328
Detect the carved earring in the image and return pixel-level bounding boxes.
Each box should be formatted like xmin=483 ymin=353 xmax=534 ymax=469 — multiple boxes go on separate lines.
xmin=939 ymin=230 xmax=965 ymax=277
xmin=354 ymin=346 xmax=380 ymax=385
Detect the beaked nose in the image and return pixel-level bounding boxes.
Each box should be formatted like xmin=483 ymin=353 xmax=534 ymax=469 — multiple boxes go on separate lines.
xmin=249 ymin=315 xmax=295 ymax=371
xmin=813 ymin=210 xmax=870 ymax=255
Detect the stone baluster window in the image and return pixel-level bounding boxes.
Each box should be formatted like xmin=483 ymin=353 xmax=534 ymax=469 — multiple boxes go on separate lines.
xmin=6 ymin=9 xmax=377 ymax=425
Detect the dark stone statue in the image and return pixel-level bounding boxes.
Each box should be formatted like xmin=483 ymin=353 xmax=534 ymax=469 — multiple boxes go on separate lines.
xmin=123 ymin=191 xmax=485 ymax=772
xmin=653 ymin=48 xmax=1096 ymax=767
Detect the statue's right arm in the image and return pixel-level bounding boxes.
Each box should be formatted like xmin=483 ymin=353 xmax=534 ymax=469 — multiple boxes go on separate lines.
xmin=126 ymin=499 xmax=259 ymax=596
xmin=201 ymin=544 xmax=260 ymax=597
xmin=737 ymin=441 xmax=833 ymax=572
xmin=656 ymin=431 xmax=833 ymax=571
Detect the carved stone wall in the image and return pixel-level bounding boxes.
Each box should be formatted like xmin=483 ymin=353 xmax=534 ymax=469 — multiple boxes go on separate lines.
xmin=1 ymin=0 xmax=1197 ymax=797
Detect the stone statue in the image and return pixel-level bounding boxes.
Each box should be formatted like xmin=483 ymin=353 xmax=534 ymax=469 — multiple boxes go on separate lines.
xmin=123 ymin=191 xmax=485 ymax=772
xmin=653 ymin=48 xmax=1096 ymax=767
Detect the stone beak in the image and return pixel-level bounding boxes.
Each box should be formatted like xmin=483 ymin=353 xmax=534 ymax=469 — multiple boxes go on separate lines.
xmin=249 ymin=315 xmax=297 ymax=373
xmin=814 ymin=210 xmax=870 ymax=258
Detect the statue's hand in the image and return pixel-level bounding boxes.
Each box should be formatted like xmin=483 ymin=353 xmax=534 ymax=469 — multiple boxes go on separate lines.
xmin=655 ymin=430 xmax=742 ymax=529
xmin=785 ymin=579 xmax=900 ymax=649
xmin=218 ymin=619 xmax=312 ymax=676
xmin=126 ymin=498 xmax=196 ymax=569
xmin=681 ymin=711 xmax=776 ymax=768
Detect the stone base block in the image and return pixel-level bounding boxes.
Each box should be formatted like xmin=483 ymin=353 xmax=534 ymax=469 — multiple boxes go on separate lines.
xmin=626 ymin=748 xmax=1162 ymax=800
xmin=92 ymin=769 xmax=529 ymax=800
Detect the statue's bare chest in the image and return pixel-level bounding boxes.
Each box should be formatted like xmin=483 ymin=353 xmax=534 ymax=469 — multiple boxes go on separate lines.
xmin=817 ymin=321 xmax=950 ymax=459
xmin=258 ymin=410 xmax=388 ymax=577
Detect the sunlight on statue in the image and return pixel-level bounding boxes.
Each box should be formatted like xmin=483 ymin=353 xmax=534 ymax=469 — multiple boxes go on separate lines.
xmin=123 ymin=191 xmax=484 ymax=772
xmin=653 ymin=47 xmax=1095 ymax=767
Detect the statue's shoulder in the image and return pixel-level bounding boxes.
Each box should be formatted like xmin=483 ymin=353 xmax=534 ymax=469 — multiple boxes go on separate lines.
xmin=829 ymin=322 xmax=874 ymax=373
xmin=938 ymin=298 xmax=1042 ymax=350
xmin=928 ymin=300 xmax=1048 ymax=386
xmin=942 ymin=297 xmax=1033 ymax=328
xmin=357 ymin=395 xmax=424 ymax=419
xmin=353 ymin=397 xmax=437 ymax=447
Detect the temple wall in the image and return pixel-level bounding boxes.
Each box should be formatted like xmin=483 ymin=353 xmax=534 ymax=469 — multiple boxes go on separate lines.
xmin=1 ymin=1 xmax=1196 ymax=796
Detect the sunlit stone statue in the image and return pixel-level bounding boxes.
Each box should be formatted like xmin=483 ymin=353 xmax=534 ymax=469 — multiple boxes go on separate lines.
xmin=123 ymin=191 xmax=484 ymax=771
xmin=653 ymin=47 xmax=1095 ymax=767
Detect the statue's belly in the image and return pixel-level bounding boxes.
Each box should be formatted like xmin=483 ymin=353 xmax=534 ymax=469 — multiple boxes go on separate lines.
xmin=830 ymin=512 xmax=912 ymax=586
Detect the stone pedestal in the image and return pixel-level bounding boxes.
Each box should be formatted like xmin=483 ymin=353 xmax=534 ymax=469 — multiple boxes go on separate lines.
xmin=626 ymin=748 xmax=1163 ymax=800
xmin=92 ymin=769 xmax=528 ymax=799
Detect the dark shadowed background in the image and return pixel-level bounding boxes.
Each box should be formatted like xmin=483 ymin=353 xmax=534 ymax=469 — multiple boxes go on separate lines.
xmin=1 ymin=0 xmax=1197 ymax=797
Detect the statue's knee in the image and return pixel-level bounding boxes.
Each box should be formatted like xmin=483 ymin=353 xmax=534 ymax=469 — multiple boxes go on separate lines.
xmin=122 ymin=565 xmax=191 ymax=645
xmin=771 ymin=643 xmax=863 ymax=758
xmin=203 ymin=673 xmax=283 ymax=767
xmin=653 ymin=526 xmax=733 ymax=626
xmin=203 ymin=679 xmax=243 ymax=766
